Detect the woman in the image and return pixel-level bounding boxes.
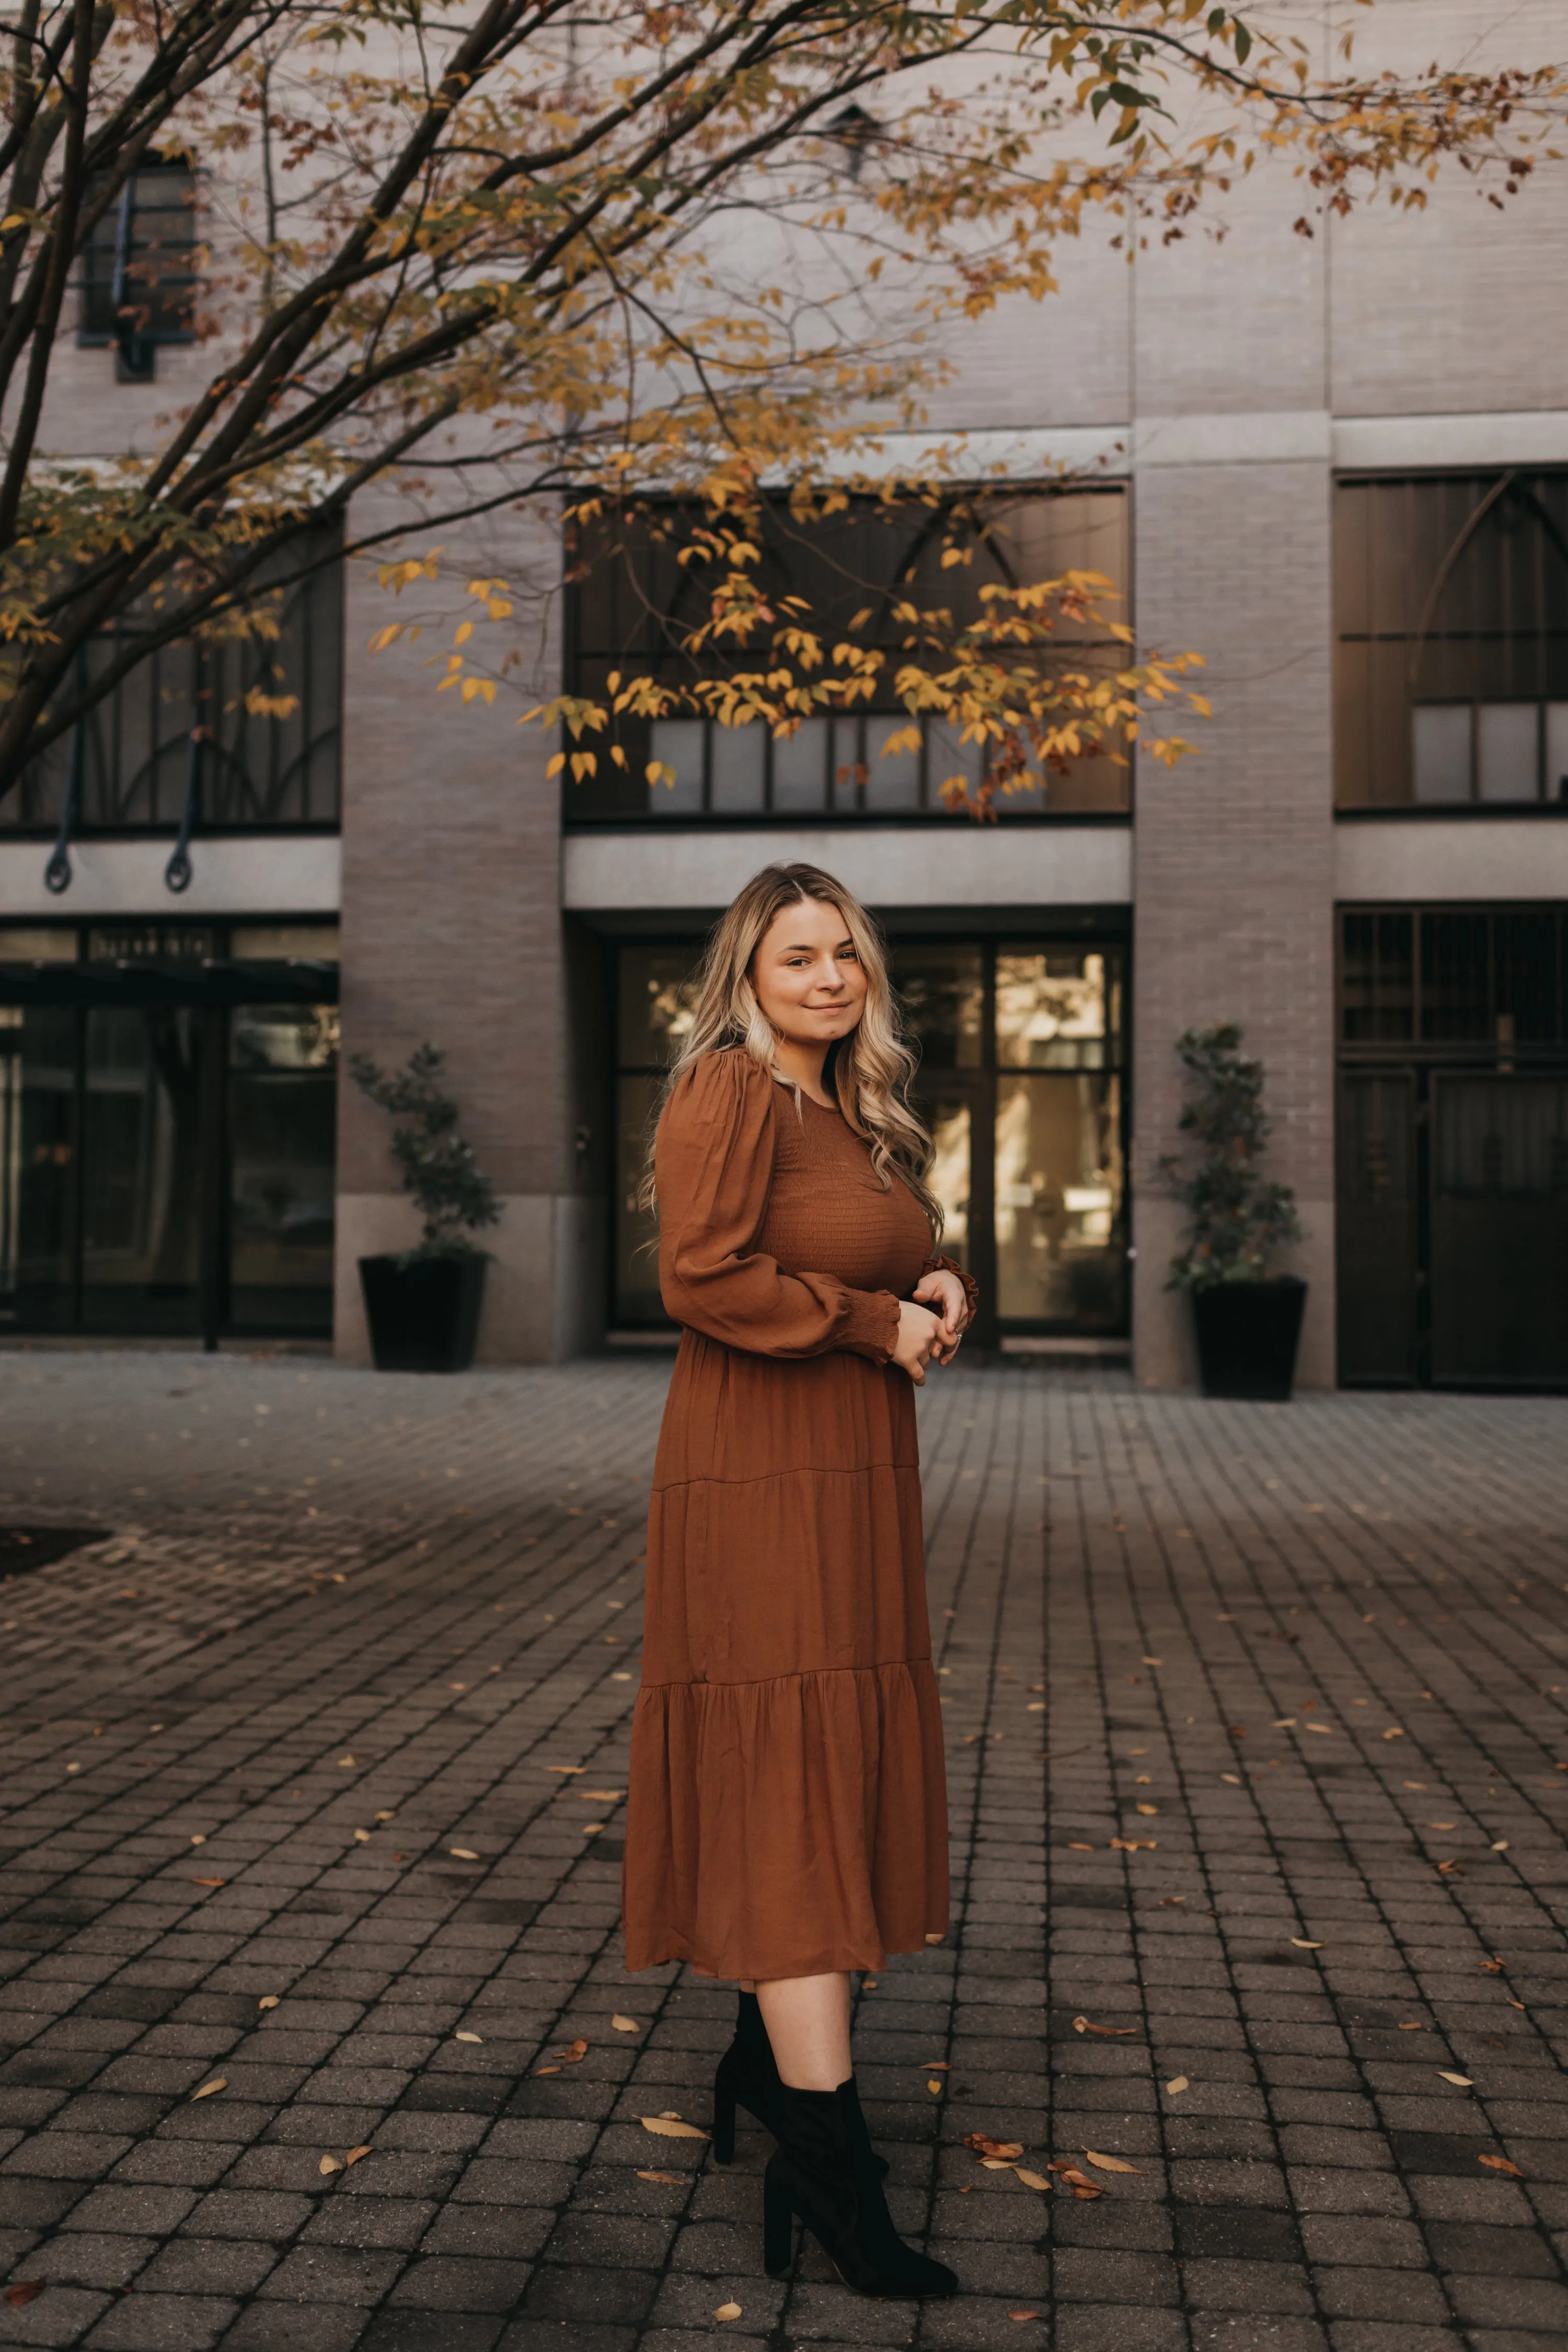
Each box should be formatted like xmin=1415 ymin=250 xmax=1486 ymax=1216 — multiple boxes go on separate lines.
xmin=622 ymin=860 xmax=974 ymax=2298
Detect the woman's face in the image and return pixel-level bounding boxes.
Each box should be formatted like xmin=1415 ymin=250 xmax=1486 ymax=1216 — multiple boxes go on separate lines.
xmin=750 ymin=895 xmax=869 ymax=1048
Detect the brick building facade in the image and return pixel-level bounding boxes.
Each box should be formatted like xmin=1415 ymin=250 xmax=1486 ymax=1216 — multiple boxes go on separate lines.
xmin=4 ymin=0 xmax=1566 ymax=1388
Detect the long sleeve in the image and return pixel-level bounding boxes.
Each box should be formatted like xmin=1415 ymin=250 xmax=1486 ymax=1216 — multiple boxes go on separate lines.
xmin=919 ymin=1252 xmax=981 ymax=1323
xmin=656 ymin=1051 xmax=900 ymax=1361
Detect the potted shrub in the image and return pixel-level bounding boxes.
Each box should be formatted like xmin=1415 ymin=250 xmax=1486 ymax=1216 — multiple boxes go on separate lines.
xmin=350 ymin=1043 xmax=501 ymax=1372
xmin=1160 ymin=1023 xmax=1306 ymax=1401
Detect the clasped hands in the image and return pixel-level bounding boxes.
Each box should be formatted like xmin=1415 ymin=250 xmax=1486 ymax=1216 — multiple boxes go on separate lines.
xmin=892 ymin=1267 xmax=972 ymax=1386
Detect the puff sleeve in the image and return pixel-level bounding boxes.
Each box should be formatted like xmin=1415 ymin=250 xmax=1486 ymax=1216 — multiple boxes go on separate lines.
xmin=655 ymin=1051 xmax=900 ymax=1361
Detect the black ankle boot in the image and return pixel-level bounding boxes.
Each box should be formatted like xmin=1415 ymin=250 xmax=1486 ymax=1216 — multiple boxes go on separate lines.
xmin=711 ymin=1992 xmax=774 ymax=2163
xmin=712 ymin=1996 xmax=889 ymax=2175
xmin=762 ymin=2077 xmax=957 ymax=2299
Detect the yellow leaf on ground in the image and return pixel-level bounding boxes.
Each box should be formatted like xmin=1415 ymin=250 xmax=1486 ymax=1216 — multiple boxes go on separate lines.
xmin=981 ymin=2157 xmax=1013 ymax=2169
xmin=1083 ymin=2150 xmax=1142 ymax=2174
xmin=638 ymin=2169 xmax=681 ymax=2184
xmin=553 ymin=2040 xmax=589 ymax=2063
xmin=641 ymin=2116 xmax=708 ymax=2139
xmin=1290 ymin=1939 xmax=1324 ymax=1950
xmin=258 ymin=1996 xmax=280 ymax=2011
xmin=544 ymin=1765 xmax=586 ymax=1773
xmin=1165 ymin=2077 xmax=1189 ymax=2096
xmin=583 ymin=1791 xmax=625 ymax=1801
xmin=338 ymin=1756 xmax=355 ymax=1766
xmin=1014 ymin=2169 xmax=1051 ymax=2192
xmin=963 ymin=2134 xmax=1023 ymax=2160
xmin=1221 ymin=1774 xmax=1242 ymax=1785
xmin=353 ymin=1829 xmax=371 ymax=1842
xmin=927 ymin=2078 xmax=943 ymax=2094
xmin=1135 ymin=1804 xmax=1158 ymax=1817
xmin=189 ymin=1877 xmax=226 ymax=1888
xmin=319 ymin=2155 xmax=343 ymax=2175
xmin=1068 ymin=1841 xmax=1095 ymax=1850
xmin=1438 ymin=2072 xmax=1473 ymax=2087
xmin=714 ymin=2304 xmax=742 ymax=2322
xmin=345 ymin=2147 xmax=372 ymax=2166
xmin=1479 ymin=2153 xmax=1524 ymax=2176
xmin=449 ymin=1848 xmax=479 ymax=1860
xmin=189 ymin=2078 xmax=227 ymax=2101
xmin=612 ymin=2015 xmax=640 ymax=2033
xmin=454 ymin=2032 xmax=482 ymax=2044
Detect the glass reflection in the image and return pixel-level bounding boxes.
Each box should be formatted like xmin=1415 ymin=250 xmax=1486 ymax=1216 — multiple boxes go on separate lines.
xmin=80 ymin=1006 xmax=204 ymax=1328
xmin=618 ymin=948 xmax=702 ymax=1070
xmin=891 ymin=947 xmax=983 ymax=1070
xmin=996 ymin=951 xmax=1119 ymax=1070
xmin=923 ymin=1096 xmax=971 ymax=1266
xmin=229 ymin=1005 xmax=338 ymax=1332
xmin=995 ymin=1071 xmax=1125 ymax=1328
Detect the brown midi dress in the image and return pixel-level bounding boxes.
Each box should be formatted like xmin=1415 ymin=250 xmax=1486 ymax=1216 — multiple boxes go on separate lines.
xmin=622 ymin=1046 xmax=972 ymax=1982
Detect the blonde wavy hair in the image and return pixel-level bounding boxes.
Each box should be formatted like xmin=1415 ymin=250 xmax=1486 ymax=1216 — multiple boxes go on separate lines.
xmin=642 ymin=861 xmax=941 ymax=1232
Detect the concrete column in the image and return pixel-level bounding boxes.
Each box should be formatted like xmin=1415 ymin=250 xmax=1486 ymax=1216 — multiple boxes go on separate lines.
xmin=333 ymin=495 xmax=605 ymax=1365
xmin=1131 ymin=457 xmax=1338 ymax=1388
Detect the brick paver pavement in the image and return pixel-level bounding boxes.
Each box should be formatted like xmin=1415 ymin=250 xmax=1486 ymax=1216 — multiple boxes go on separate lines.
xmin=1 ymin=1352 xmax=1567 ymax=2352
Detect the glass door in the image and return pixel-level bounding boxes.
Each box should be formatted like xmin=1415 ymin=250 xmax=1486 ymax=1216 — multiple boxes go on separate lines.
xmin=228 ymin=1004 xmax=338 ymax=1333
xmin=79 ymin=1004 xmax=210 ymax=1332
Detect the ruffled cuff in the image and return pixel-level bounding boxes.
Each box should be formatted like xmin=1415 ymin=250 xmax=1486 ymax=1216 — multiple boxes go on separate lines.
xmin=919 ymin=1253 xmax=980 ymax=1323
xmin=838 ymin=1286 xmax=902 ymax=1364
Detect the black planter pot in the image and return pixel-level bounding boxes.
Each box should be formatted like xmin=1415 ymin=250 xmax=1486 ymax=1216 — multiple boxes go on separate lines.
xmin=359 ymin=1253 xmax=488 ymax=1373
xmin=1191 ymin=1277 xmax=1307 ymax=1402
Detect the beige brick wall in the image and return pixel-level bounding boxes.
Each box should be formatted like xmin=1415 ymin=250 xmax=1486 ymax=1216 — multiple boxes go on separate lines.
xmin=1132 ymin=459 xmax=1338 ymax=1389
xmin=335 ymin=493 xmax=606 ymax=1364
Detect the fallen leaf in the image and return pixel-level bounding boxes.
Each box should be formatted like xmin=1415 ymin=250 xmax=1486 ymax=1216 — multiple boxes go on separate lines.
xmin=535 ymin=2066 xmax=560 ymax=2075
xmin=1491 ymin=1841 xmax=1510 ymax=1853
xmin=1135 ymin=1804 xmax=1159 ymax=1817
xmin=189 ymin=1876 xmax=226 ymax=1888
xmin=319 ymin=2154 xmax=343 ymax=2175
xmin=1056 ymin=2166 xmax=1102 ymax=2199
xmin=376 ymin=1810 xmax=396 ymax=1821
xmin=1067 ymin=1841 xmax=1094 ymax=1851
xmin=1382 ymin=1727 xmax=1405 ymax=1740
xmin=583 ymin=1790 xmax=625 ymax=1801
xmin=1158 ymin=1896 xmax=1188 ymax=1908
xmin=1110 ymin=1838 xmax=1157 ymax=1852
xmin=448 ymin=1848 xmax=479 ymax=1860
xmin=1479 ymin=2154 xmax=1524 ymax=2177
xmin=447 ymin=1682 xmax=467 ymax=1691
xmin=190 ymin=1834 xmax=206 ymax=1846
xmin=1272 ymin=1719 xmax=1297 ymax=1728
xmin=544 ymin=1765 xmax=586 ymax=1773
xmin=353 ymin=1829 xmax=371 ymax=1843
xmin=582 ymin=1824 xmax=605 ymax=1835
xmin=1083 ymin=2150 xmax=1143 ymax=2174
xmin=1481 ymin=1956 xmax=1507 ymax=1973
xmin=4 ymin=2281 xmax=44 ymax=2307
xmin=189 ymin=2078 xmax=227 ymax=2101
xmin=963 ymin=2134 xmax=1024 ymax=2161
xmin=1399 ymin=2022 xmax=1425 ymax=2032
xmin=338 ymin=1756 xmax=355 ymax=1767
xmin=1438 ymin=2071 xmax=1473 ymax=2088
xmin=258 ymin=1996 xmax=280 ymax=2011
xmin=1165 ymin=2076 xmax=1189 ymax=2096
xmin=927 ymin=2078 xmax=943 ymax=2094
xmin=1438 ymin=1860 xmax=1460 ymax=1874
xmin=1403 ymin=1781 xmax=1427 ymax=1790
xmin=1220 ymin=1773 xmax=1242 ymax=1785
xmin=1074 ymin=2017 xmax=1135 ymax=2037
xmin=1014 ymin=2169 xmax=1051 ymax=2193
xmin=1142 ymin=1657 xmax=1163 ymax=1667
xmin=345 ymin=2146 xmax=372 ymax=2166
xmin=1009 ymin=2310 xmax=1042 ymax=2321
xmin=922 ymin=2061 xmax=951 ymax=2070
xmin=637 ymin=2170 xmax=681 ymax=2184
xmin=1290 ymin=1939 xmax=1324 ymax=1950
xmin=454 ymin=2032 xmax=483 ymax=2045
xmin=552 ymin=2039 xmax=589 ymax=2063
xmin=641 ymin=2116 xmax=708 ymax=2139
xmin=1303 ymin=1722 xmax=1333 ymax=1735
xmin=611 ymin=2015 xmax=640 ymax=2033
xmin=981 ymin=2156 xmax=1014 ymax=2169
xmin=714 ymin=2303 xmax=742 ymax=2322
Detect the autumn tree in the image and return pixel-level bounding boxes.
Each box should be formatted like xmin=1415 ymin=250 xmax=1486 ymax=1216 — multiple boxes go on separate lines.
xmin=0 ymin=0 xmax=1560 ymax=805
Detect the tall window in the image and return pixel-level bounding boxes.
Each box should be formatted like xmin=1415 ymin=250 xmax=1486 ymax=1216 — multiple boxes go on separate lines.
xmin=1335 ymin=472 xmax=1568 ymax=806
xmin=3 ymin=527 xmax=344 ymax=833
xmin=568 ymin=489 xmax=1131 ymax=821
xmin=79 ymin=159 xmax=198 ymax=379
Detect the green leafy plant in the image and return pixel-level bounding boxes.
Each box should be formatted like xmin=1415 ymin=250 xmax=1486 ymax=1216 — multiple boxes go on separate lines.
xmin=350 ymin=1044 xmax=500 ymax=1263
xmin=1160 ymin=1023 xmax=1301 ymax=1290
